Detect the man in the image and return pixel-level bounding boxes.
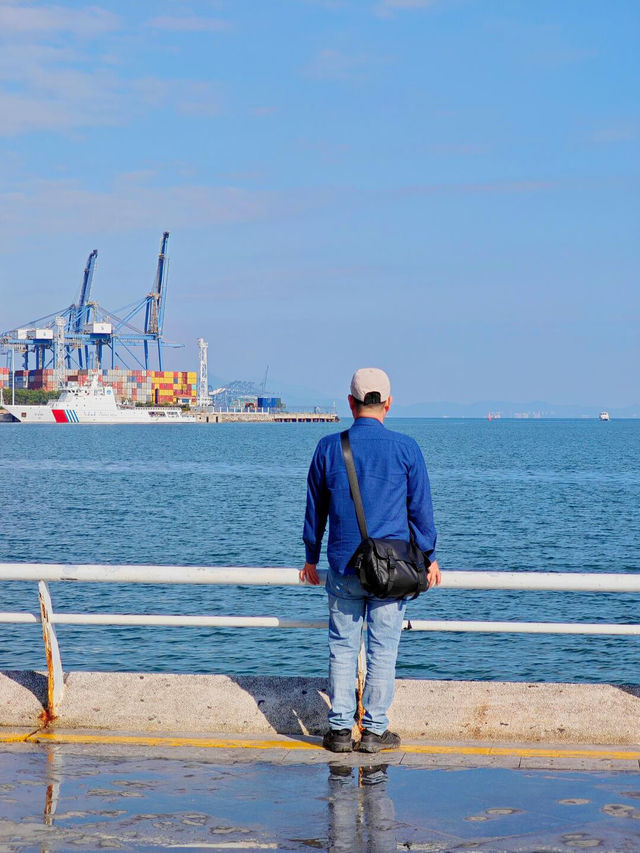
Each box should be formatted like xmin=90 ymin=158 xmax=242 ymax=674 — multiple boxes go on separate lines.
xmin=300 ymin=367 xmax=440 ymax=753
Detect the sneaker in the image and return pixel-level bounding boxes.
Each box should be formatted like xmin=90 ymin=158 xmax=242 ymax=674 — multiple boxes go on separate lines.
xmin=323 ymin=728 xmax=353 ymax=753
xmin=360 ymin=764 xmax=389 ymax=786
xmin=329 ymin=764 xmax=354 ymax=780
xmin=357 ymin=729 xmax=401 ymax=753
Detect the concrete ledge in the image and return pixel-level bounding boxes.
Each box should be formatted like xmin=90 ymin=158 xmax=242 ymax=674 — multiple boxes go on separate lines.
xmin=1 ymin=671 xmax=639 ymax=745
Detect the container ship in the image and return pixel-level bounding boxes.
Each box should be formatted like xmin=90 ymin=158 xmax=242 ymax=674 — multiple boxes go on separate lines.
xmin=2 ymin=373 xmax=195 ymax=424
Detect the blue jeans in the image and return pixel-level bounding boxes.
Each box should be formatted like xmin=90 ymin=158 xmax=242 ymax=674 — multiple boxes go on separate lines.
xmin=326 ymin=568 xmax=407 ymax=735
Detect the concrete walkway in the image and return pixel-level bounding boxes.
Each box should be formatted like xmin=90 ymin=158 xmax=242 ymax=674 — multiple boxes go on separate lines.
xmin=1 ymin=670 xmax=639 ymax=745
xmin=2 ymin=729 xmax=640 ymax=772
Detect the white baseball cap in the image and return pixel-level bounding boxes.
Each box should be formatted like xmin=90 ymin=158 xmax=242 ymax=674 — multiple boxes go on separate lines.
xmin=350 ymin=367 xmax=391 ymax=402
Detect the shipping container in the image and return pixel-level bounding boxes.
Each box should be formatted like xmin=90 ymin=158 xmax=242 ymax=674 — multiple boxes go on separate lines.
xmin=258 ymin=397 xmax=281 ymax=410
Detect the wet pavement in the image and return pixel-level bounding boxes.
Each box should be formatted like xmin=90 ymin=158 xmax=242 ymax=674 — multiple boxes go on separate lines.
xmin=2 ymin=742 xmax=640 ymax=852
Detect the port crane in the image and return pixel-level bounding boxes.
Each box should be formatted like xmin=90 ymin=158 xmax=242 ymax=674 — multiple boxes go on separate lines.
xmin=260 ymin=365 xmax=269 ymax=395
xmin=143 ymin=231 xmax=170 ymax=369
xmin=70 ymin=248 xmax=97 ymax=369
xmin=1 ymin=232 xmax=181 ymax=377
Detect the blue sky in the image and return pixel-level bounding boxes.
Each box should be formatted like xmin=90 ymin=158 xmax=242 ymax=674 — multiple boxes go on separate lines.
xmin=0 ymin=0 xmax=638 ymax=407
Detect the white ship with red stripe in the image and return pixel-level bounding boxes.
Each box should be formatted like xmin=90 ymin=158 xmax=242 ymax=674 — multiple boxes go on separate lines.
xmin=3 ymin=373 xmax=195 ymax=424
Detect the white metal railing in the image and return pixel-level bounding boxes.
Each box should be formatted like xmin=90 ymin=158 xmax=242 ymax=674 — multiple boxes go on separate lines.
xmin=1 ymin=563 xmax=639 ymax=716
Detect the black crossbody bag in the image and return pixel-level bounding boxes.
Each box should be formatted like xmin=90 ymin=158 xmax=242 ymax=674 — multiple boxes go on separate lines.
xmin=340 ymin=430 xmax=430 ymax=600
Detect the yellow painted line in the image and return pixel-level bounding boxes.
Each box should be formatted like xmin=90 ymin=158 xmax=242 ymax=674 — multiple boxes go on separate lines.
xmin=2 ymin=731 xmax=638 ymax=761
xmin=0 ymin=731 xmax=34 ymax=743
xmin=22 ymin=731 xmax=319 ymax=750
xmin=402 ymin=744 xmax=640 ymax=760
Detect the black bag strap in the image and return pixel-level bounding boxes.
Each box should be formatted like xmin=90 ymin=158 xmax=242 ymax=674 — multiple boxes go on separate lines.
xmin=340 ymin=430 xmax=369 ymax=541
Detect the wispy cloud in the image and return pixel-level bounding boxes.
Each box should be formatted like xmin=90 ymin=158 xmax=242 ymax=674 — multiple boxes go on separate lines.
xmin=0 ymin=61 xmax=223 ymax=135
xmin=375 ymin=0 xmax=439 ymax=19
xmin=0 ymin=7 xmax=223 ymax=135
xmin=0 ymin=177 xmax=270 ymax=241
xmin=132 ymin=78 xmax=223 ymax=118
xmin=294 ymin=137 xmax=351 ymax=164
xmin=0 ymin=1 xmax=120 ymax=37
xmin=145 ymin=15 xmax=230 ymax=33
xmin=395 ymin=179 xmax=557 ymax=198
xmin=590 ymin=124 xmax=638 ymax=144
xmin=295 ymin=0 xmax=348 ymax=8
xmin=427 ymin=142 xmax=488 ymax=156
xmin=529 ymin=47 xmax=598 ymax=67
xmin=0 ymin=173 xmax=564 ymax=246
xmin=0 ymin=41 xmax=127 ymax=134
xmin=250 ymin=106 xmax=277 ymax=117
xmin=305 ymin=48 xmax=372 ymax=81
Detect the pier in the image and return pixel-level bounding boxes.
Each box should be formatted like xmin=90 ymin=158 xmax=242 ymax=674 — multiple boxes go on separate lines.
xmin=195 ymin=410 xmax=340 ymax=423
xmin=1 ymin=561 xmax=639 ymax=850
xmin=1 ymin=562 xmax=639 ymax=743
xmin=2 ymin=670 xmax=640 ymax=746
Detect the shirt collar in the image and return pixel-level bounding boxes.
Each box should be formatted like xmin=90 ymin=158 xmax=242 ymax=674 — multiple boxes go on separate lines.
xmin=351 ymin=417 xmax=385 ymax=429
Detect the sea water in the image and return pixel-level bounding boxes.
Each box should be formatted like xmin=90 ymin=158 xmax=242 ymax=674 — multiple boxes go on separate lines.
xmin=0 ymin=419 xmax=638 ymax=683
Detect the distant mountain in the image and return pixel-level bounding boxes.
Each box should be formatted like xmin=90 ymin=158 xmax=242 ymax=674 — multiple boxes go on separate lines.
xmin=263 ymin=380 xmax=340 ymax=410
xmin=208 ymin=374 xmax=340 ymax=411
xmin=207 ymin=374 xmax=639 ymax=418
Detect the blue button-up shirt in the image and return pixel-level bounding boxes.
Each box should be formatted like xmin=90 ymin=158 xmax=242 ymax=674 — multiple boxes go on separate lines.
xmin=303 ymin=417 xmax=437 ymax=573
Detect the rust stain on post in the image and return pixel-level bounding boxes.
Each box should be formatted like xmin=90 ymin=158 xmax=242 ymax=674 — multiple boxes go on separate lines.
xmin=40 ymin=605 xmax=57 ymax=722
xmin=356 ymin=636 xmax=366 ymax=733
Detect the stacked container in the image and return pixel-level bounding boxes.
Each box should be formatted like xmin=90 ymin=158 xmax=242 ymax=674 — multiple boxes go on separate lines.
xmin=11 ymin=369 xmax=57 ymax=391
xmin=257 ymin=396 xmax=282 ymax=411
xmin=100 ymin=369 xmax=153 ymax=404
xmin=9 ymin=370 xmax=30 ymax=389
xmin=151 ymin=371 xmax=196 ymax=406
xmin=13 ymin=367 xmax=197 ymax=405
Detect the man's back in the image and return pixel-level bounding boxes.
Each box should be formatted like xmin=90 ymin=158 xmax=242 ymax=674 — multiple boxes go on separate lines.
xmin=300 ymin=367 xmax=440 ymax=753
xmin=303 ymin=417 xmax=437 ymax=573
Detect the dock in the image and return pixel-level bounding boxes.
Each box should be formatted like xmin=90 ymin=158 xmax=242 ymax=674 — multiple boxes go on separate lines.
xmin=2 ymin=565 xmax=639 ymax=850
xmin=195 ymin=410 xmax=340 ymax=423
xmin=2 ymin=671 xmax=639 ymax=745
xmin=2 ymin=672 xmax=640 ymax=850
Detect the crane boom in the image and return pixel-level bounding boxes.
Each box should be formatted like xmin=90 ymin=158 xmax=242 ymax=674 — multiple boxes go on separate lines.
xmin=75 ymin=250 xmax=98 ymax=333
xmin=69 ymin=249 xmax=98 ymax=367
xmin=144 ymin=231 xmax=169 ymax=336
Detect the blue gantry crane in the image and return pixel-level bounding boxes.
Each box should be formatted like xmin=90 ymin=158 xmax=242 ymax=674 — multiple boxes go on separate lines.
xmin=70 ymin=248 xmax=98 ymax=369
xmin=143 ymin=230 xmax=169 ymax=370
xmin=1 ymin=232 xmax=182 ymax=376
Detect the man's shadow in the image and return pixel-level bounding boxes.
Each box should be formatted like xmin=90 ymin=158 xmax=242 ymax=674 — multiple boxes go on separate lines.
xmin=1 ymin=669 xmax=48 ymax=704
xmin=230 ymin=674 xmax=331 ymax=737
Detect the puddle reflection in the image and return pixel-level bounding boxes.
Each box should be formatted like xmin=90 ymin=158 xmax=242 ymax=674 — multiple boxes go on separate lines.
xmin=328 ymin=763 xmax=397 ymax=853
xmin=43 ymin=748 xmax=62 ymax=827
xmin=2 ymin=744 xmax=640 ymax=852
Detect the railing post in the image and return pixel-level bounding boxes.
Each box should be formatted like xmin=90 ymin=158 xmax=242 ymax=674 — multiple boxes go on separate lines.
xmin=38 ymin=581 xmax=64 ymax=719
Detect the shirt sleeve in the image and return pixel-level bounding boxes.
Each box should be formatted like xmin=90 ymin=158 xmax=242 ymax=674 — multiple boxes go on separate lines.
xmin=406 ymin=441 xmax=437 ymax=561
xmin=302 ymin=441 xmax=330 ymax=565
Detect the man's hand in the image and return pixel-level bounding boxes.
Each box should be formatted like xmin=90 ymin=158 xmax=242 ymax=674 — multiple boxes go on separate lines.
xmin=299 ymin=562 xmax=321 ymax=585
xmin=427 ymin=560 xmax=441 ymax=589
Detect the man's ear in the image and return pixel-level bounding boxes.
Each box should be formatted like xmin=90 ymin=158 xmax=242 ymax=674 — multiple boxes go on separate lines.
xmin=384 ymin=395 xmax=392 ymax=413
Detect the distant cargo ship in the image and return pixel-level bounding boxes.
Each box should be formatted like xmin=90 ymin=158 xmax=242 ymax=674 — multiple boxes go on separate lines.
xmin=2 ymin=373 xmax=195 ymax=424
